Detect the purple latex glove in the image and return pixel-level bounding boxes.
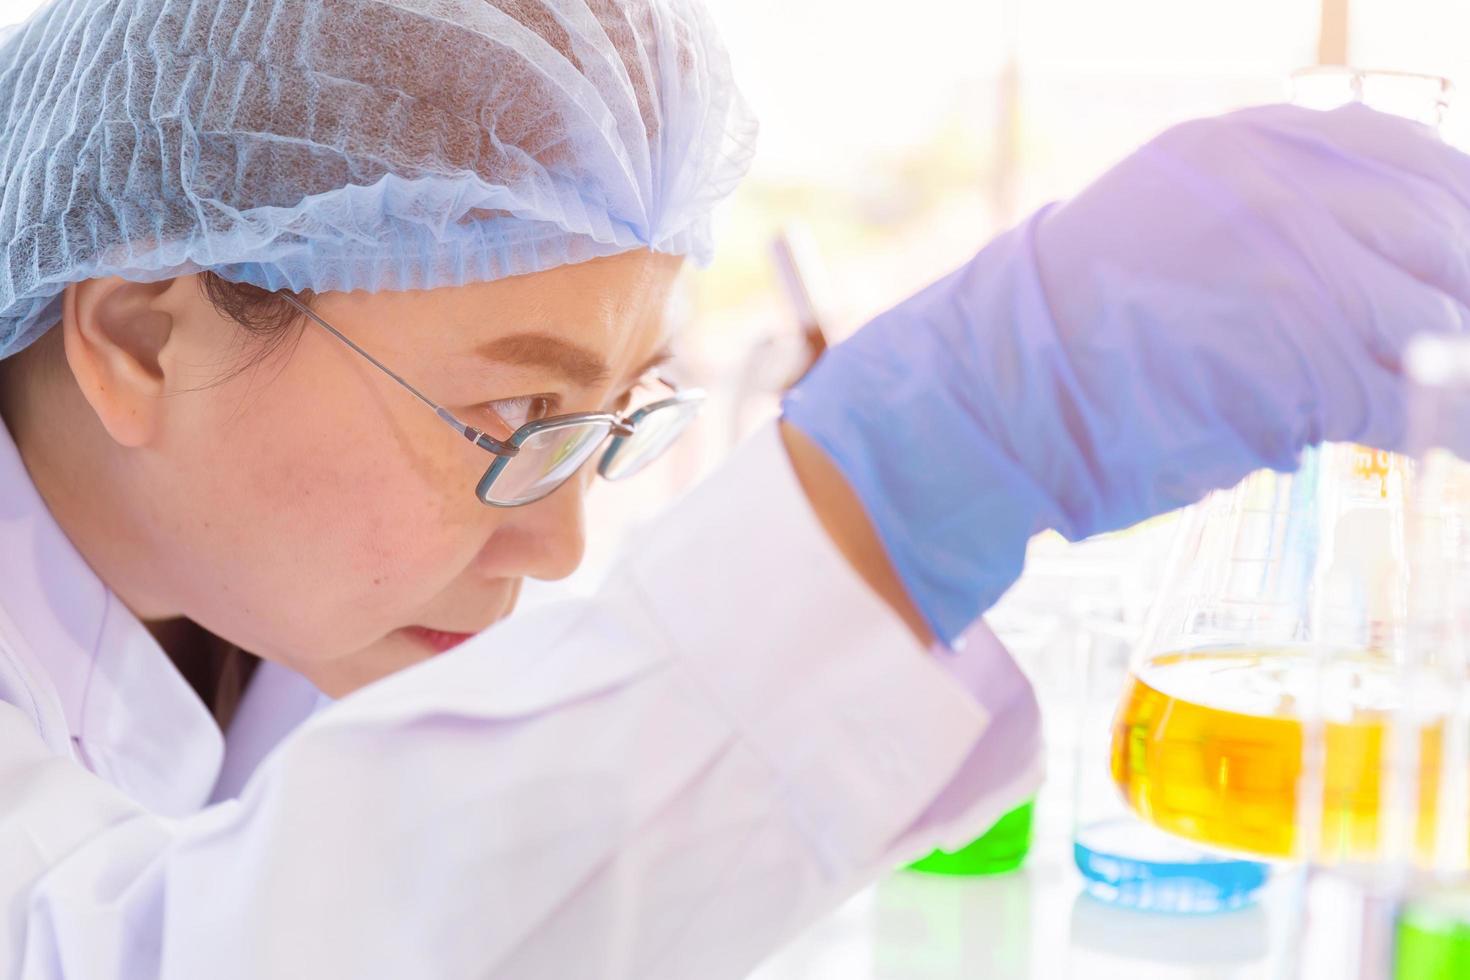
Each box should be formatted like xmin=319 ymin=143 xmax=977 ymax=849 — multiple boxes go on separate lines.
xmin=783 ymin=104 xmax=1470 ymax=644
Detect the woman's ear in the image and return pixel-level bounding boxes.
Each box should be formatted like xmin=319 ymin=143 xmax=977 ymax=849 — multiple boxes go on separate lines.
xmin=61 ymin=276 xmax=179 ymax=447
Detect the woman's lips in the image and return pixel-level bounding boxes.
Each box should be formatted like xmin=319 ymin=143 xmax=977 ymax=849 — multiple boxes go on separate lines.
xmin=402 ymin=586 xmax=520 ymax=655
xmin=402 ymin=625 xmax=476 ymax=654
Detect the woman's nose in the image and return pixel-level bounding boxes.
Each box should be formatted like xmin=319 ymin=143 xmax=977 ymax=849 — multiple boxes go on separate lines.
xmin=476 ymin=468 xmax=591 ymax=582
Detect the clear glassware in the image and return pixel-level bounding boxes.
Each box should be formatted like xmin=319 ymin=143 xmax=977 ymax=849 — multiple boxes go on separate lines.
xmin=1074 ymin=613 xmax=1270 ymax=911
xmin=1109 ymin=441 xmax=1422 ymax=863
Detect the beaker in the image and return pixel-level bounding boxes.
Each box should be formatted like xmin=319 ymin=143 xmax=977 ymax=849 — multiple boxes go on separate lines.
xmin=1074 ymin=614 xmax=1270 ymax=911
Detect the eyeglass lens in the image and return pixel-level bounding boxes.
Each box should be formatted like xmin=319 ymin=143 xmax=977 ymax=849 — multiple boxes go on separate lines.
xmin=600 ymin=399 xmax=702 ymax=481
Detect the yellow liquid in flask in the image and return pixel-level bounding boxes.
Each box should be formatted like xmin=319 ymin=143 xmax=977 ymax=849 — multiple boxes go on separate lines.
xmin=1111 ymin=650 xmax=1458 ymax=861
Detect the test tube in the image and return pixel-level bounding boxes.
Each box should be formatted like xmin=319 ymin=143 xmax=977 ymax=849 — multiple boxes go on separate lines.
xmin=768 ymin=224 xmax=830 ymax=389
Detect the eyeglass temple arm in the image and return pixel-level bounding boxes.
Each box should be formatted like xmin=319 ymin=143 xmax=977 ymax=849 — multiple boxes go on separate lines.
xmin=279 ymin=294 xmax=515 ymax=453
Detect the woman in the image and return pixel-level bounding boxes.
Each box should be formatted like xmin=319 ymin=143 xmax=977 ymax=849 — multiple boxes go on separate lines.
xmin=1 ymin=0 xmax=1467 ymax=975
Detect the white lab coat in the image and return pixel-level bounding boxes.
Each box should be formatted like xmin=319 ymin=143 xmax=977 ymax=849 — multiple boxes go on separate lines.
xmin=0 ymin=420 xmax=1042 ymax=978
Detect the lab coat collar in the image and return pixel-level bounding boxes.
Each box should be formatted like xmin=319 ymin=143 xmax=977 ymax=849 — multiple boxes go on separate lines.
xmin=0 ymin=419 xmax=223 ymax=816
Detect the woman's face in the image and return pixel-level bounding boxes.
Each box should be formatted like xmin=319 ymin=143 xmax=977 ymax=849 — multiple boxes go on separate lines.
xmin=52 ymin=250 xmax=686 ymax=696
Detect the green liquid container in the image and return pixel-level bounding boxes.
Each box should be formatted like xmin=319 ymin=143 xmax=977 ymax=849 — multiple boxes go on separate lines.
xmin=906 ymin=799 xmax=1034 ymax=876
xmin=1395 ymin=888 xmax=1470 ymax=979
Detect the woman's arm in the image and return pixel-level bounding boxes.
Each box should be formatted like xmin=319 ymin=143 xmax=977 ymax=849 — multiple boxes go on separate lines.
xmin=781 ymin=421 xmax=934 ymax=647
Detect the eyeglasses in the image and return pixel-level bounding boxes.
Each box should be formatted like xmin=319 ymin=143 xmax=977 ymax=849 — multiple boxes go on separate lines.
xmin=280 ymin=295 xmax=706 ymax=507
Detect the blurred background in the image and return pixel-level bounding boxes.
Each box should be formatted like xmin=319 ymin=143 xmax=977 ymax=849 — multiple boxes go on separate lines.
xmin=0 ymin=0 xmax=1465 ymax=581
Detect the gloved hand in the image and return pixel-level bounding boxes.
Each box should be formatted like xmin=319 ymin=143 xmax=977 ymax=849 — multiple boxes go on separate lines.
xmin=782 ymin=103 xmax=1470 ymax=646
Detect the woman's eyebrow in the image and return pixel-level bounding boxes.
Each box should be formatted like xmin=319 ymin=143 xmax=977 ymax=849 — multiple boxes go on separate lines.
xmin=474 ymin=333 xmax=612 ymax=387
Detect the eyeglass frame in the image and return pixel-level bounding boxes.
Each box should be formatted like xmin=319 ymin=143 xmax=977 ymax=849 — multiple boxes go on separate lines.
xmin=278 ymin=294 xmax=705 ymax=507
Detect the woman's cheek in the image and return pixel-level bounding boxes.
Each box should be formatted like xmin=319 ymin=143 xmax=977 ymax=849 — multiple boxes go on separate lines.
xmin=339 ymin=474 xmax=482 ymax=605
xmin=216 ymin=371 xmax=487 ymax=621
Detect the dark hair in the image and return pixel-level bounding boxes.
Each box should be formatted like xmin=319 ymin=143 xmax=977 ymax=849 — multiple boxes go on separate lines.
xmin=170 ymin=624 xmax=261 ymax=730
xmin=196 ymin=271 xmax=314 ymax=369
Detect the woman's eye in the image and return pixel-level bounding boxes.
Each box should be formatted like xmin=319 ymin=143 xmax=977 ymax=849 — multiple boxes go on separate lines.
xmin=484 ymin=394 xmax=556 ymax=433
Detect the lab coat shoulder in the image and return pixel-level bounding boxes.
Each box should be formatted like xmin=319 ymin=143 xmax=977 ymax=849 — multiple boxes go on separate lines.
xmin=3 ymin=424 xmax=1017 ymax=980
xmin=0 ymin=628 xmax=55 ymax=750
xmin=0 ymin=569 xmax=73 ymax=758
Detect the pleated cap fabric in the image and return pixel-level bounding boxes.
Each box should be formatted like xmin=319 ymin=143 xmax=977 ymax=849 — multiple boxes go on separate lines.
xmin=0 ymin=0 xmax=757 ymax=357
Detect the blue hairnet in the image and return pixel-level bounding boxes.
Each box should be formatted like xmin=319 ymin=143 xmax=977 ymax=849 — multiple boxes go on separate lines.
xmin=0 ymin=0 xmax=756 ymax=358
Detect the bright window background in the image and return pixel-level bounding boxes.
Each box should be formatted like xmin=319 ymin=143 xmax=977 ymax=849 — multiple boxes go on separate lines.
xmin=0 ymin=0 xmax=1455 ymax=583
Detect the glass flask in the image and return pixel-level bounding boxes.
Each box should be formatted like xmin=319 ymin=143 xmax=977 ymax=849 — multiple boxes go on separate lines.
xmin=1108 ymin=439 xmax=1429 ymax=862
